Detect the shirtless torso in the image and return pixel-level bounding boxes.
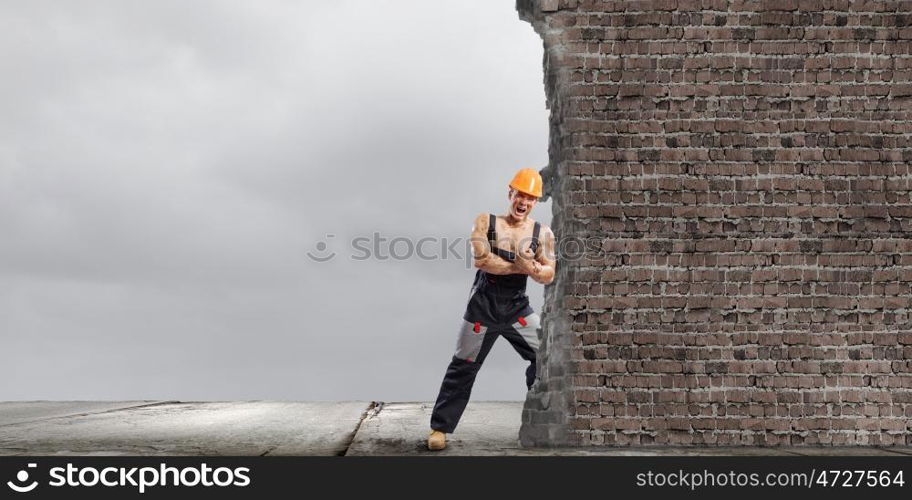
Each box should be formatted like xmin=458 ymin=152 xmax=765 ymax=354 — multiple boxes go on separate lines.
xmin=471 ymin=212 xmax=556 ymax=285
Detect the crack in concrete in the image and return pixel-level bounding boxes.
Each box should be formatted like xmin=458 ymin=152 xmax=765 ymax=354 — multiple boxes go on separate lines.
xmin=0 ymin=401 xmax=181 ymax=428
xmin=340 ymin=401 xmax=383 ymax=457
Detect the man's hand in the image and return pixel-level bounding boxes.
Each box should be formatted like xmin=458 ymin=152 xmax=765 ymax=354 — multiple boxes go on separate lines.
xmin=528 ymin=227 xmax=556 ymax=285
xmin=514 ymin=242 xmax=538 ymax=275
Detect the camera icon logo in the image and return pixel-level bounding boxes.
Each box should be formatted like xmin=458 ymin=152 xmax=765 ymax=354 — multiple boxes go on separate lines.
xmin=7 ymin=463 xmax=38 ymax=493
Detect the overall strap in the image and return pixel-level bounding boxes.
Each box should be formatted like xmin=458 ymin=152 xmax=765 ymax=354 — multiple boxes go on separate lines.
xmin=487 ymin=213 xmax=497 ymax=249
xmin=531 ymin=221 xmax=541 ymax=254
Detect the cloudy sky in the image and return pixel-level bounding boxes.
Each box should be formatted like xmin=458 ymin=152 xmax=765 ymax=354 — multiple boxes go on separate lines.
xmin=0 ymin=0 xmax=550 ymax=401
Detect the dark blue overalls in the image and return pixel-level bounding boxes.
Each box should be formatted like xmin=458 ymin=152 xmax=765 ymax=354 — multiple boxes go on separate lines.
xmin=430 ymin=214 xmax=541 ymax=433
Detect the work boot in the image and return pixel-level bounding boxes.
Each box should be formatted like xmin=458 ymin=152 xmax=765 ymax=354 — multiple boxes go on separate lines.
xmin=427 ymin=430 xmax=446 ymax=451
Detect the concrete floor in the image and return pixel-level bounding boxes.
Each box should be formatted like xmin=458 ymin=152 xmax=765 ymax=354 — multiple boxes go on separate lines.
xmin=1 ymin=401 xmax=910 ymax=456
xmin=0 ymin=401 xmax=369 ymax=456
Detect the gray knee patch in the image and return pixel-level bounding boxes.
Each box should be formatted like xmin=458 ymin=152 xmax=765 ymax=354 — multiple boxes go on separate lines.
xmin=511 ymin=313 xmax=541 ymax=351
xmin=454 ymin=320 xmax=488 ymax=362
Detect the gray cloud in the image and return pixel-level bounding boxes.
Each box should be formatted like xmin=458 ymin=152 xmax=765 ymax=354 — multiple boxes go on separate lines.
xmin=0 ymin=0 xmax=549 ymax=401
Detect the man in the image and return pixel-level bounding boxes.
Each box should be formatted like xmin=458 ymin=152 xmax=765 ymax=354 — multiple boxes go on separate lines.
xmin=428 ymin=168 xmax=556 ymax=451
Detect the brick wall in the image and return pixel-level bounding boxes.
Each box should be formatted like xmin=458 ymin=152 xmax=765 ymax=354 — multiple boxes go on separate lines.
xmin=518 ymin=0 xmax=912 ymax=446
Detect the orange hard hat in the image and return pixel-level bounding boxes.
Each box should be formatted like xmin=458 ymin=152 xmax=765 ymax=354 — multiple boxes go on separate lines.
xmin=509 ymin=168 xmax=543 ymax=198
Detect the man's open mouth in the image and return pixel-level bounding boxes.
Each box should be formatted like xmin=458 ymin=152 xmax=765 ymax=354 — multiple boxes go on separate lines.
xmin=515 ymin=205 xmax=528 ymax=215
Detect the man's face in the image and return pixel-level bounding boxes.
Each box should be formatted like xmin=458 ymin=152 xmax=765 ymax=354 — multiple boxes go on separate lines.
xmin=508 ymin=188 xmax=538 ymax=220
